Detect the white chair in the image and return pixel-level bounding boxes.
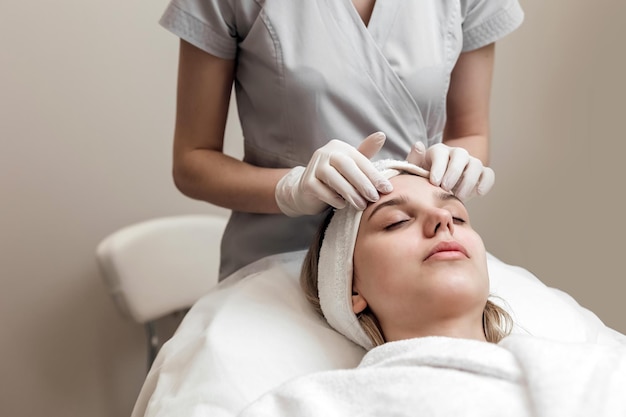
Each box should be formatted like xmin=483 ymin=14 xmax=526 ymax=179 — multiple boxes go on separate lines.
xmin=96 ymin=214 xmax=228 ymax=369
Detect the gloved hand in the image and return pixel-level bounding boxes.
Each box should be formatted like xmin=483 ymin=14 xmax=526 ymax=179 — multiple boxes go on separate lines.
xmin=406 ymin=142 xmax=495 ymax=201
xmin=275 ymin=132 xmax=393 ymax=217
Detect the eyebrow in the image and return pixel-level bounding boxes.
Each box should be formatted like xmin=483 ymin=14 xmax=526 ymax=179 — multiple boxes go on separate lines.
xmin=367 ymin=191 xmax=464 ymax=221
xmin=436 ymin=191 xmax=465 ymax=207
xmin=367 ymin=195 xmax=409 ymax=221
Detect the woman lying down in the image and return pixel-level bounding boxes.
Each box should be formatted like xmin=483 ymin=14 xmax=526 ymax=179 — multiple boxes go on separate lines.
xmin=239 ymin=160 xmax=626 ymax=417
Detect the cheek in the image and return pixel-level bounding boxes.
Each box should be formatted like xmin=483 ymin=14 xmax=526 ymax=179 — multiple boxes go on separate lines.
xmin=353 ymin=235 xmax=419 ymax=292
xmin=469 ymin=233 xmax=487 ymax=265
xmin=463 ymin=232 xmax=490 ymax=290
xmin=354 ymin=240 xmax=384 ymax=283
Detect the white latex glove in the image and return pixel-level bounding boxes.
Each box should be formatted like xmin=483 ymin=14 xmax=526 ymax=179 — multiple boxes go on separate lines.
xmin=275 ymin=132 xmax=393 ymax=217
xmin=406 ymin=142 xmax=495 ymax=201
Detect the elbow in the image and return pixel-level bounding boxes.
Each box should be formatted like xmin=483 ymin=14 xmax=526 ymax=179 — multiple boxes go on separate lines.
xmin=172 ymin=160 xmax=198 ymax=200
xmin=172 ymin=147 xmax=227 ymax=204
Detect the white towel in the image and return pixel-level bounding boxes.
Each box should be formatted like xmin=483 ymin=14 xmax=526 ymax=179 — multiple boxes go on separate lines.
xmin=238 ymin=335 xmax=626 ymax=417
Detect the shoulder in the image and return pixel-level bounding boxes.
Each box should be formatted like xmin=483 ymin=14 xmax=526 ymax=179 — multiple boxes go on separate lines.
xmin=458 ymin=0 xmax=522 ymax=17
xmin=457 ymin=0 xmax=524 ymax=52
xmin=160 ymin=0 xmax=267 ymax=58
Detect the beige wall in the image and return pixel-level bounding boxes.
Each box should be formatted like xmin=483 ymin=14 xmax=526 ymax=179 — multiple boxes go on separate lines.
xmin=469 ymin=0 xmax=626 ymax=335
xmin=1 ymin=0 xmax=624 ymax=416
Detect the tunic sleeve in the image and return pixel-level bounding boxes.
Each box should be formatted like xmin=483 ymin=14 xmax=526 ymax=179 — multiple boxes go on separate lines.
xmin=159 ymin=0 xmax=238 ymax=59
xmin=460 ymin=0 xmax=524 ymax=52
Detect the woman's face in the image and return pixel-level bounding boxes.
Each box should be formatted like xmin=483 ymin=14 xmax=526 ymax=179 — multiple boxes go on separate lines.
xmin=352 ymin=174 xmax=489 ymax=342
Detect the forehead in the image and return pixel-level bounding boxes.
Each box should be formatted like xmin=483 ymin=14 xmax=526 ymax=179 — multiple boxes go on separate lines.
xmin=388 ymin=173 xmax=432 ymax=191
xmin=363 ymin=174 xmax=460 ymax=216
xmin=382 ymin=173 xmax=442 ymax=202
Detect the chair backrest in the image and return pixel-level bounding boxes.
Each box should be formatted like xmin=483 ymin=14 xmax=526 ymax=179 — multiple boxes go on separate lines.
xmin=96 ymin=214 xmax=228 ymax=323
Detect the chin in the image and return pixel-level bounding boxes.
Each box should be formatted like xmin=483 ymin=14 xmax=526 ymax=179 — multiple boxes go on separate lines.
xmin=424 ymin=268 xmax=488 ymax=297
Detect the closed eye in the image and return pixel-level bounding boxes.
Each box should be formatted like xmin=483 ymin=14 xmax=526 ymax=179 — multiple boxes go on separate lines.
xmin=452 ymin=217 xmax=466 ymax=224
xmin=384 ymin=219 xmax=409 ymax=230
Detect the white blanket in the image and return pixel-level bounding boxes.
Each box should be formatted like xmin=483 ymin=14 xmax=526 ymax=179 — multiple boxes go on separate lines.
xmin=238 ymin=335 xmax=626 ymax=417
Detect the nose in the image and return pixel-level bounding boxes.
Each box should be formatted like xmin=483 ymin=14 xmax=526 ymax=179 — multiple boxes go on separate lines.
xmin=423 ymin=207 xmax=455 ymax=238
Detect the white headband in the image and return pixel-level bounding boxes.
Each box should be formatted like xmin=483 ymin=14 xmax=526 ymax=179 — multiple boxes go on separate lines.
xmin=318 ymin=159 xmax=430 ymax=350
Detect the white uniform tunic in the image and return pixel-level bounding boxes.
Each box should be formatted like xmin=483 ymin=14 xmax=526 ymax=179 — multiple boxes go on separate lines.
xmin=160 ymin=0 xmax=524 ymax=279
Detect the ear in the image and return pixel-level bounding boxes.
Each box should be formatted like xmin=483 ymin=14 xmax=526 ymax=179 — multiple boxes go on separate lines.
xmin=351 ymin=288 xmax=368 ymax=315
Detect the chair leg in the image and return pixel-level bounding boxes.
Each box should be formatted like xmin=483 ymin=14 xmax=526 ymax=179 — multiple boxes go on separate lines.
xmin=145 ymin=321 xmax=159 ymax=372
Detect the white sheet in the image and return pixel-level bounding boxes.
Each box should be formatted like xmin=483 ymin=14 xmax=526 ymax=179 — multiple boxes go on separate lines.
xmin=133 ymin=251 xmax=626 ymax=417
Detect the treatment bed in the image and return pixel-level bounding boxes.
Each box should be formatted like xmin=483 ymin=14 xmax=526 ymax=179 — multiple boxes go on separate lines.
xmin=97 ymin=214 xmax=626 ymax=417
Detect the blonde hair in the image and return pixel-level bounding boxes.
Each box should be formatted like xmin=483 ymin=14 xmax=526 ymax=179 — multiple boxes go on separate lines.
xmin=301 ymin=209 xmax=513 ymax=347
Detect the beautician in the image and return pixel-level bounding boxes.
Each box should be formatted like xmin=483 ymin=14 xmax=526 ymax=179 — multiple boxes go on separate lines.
xmin=159 ymin=0 xmax=524 ymax=279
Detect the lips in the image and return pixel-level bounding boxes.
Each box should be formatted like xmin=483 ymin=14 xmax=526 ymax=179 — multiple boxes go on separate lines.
xmin=424 ymin=241 xmax=469 ymax=261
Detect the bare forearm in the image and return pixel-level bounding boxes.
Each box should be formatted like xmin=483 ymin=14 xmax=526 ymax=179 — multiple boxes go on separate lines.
xmin=173 ymin=149 xmax=289 ymax=213
xmin=171 ymin=41 xmax=281 ymax=213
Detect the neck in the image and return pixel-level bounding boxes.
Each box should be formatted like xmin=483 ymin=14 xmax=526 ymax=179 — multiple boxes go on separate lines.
xmin=383 ymin=315 xmax=488 ymax=344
